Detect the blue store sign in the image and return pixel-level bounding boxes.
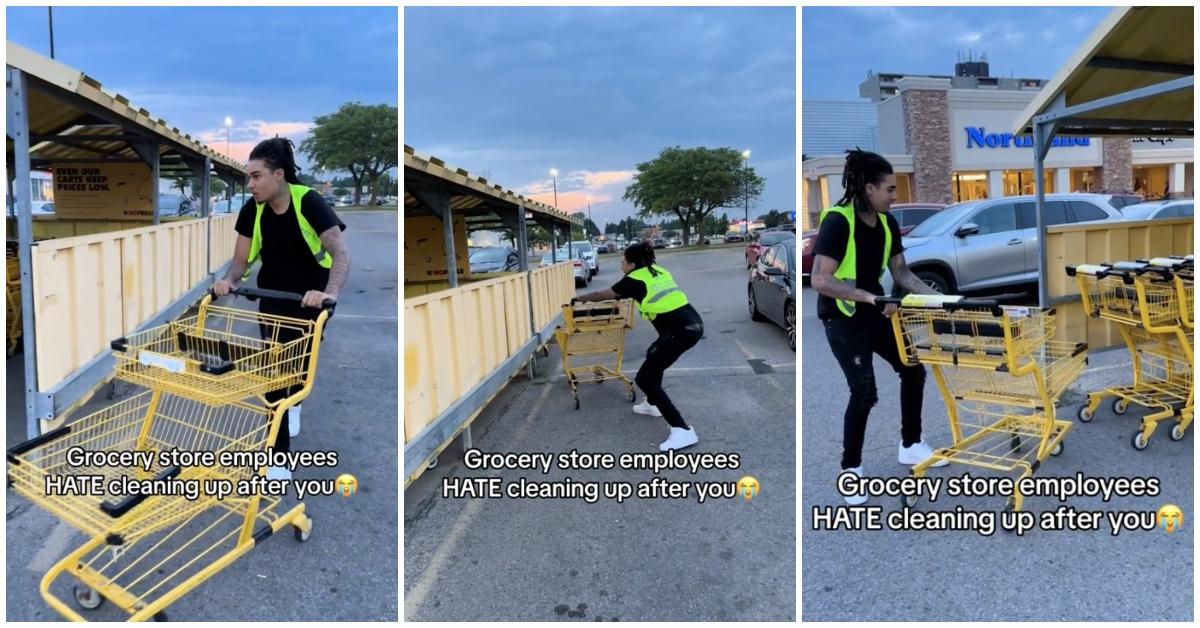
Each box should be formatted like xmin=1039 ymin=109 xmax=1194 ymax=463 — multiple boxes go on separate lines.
xmin=965 ymin=126 xmax=1090 ymax=149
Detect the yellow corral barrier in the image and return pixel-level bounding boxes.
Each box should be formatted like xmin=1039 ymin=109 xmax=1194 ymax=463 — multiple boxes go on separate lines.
xmin=1045 ymin=217 xmax=1193 ymax=349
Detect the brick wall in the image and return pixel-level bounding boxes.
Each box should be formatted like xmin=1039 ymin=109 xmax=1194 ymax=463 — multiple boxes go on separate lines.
xmin=1096 ymin=137 xmax=1134 ymax=193
xmin=902 ymin=90 xmax=953 ymax=204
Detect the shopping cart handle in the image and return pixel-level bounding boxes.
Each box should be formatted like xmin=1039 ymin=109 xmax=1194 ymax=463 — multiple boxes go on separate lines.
xmin=110 ymin=337 xmax=129 ymax=352
xmin=6 ymin=425 xmax=72 ymax=465
xmin=99 ymin=466 xmax=181 ymax=519
xmin=227 ymin=286 xmax=337 ymax=312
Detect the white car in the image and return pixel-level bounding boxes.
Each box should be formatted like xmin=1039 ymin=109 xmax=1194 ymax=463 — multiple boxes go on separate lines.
xmin=212 ymin=193 xmax=253 ymax=214
xmin=1118 ymin=199 xmax=1193 ymax=221
xmin=541 ymin=249 xmax=590 ymax=287
xmin=570 ymin=240 xmax=598 ymax=277
xmin=30 ymin=200 xmax=55 ymax=215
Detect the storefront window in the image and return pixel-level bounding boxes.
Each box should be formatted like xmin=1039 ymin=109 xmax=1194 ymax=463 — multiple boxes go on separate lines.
xmin=1134 ymin=166 xmax=1170 ymax=199
xmin=1070 ymin=168 xmax=1096 ymax=193
xmin=952 ymin=172 xmax=988 ymax=203
xmin=1002 ymin=169 xmax=1054 ymax=196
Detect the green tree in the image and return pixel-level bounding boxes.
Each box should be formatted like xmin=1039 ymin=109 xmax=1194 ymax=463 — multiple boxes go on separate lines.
xmin=300 ymin=102 xmax=398 ymax=206
xmin=757 ymin=209 xmax=785 ymax=228
xmin=334 ymin=187 xmax=349 ymax=197
xmin=570 ymin=212 xmax=600 ymax=239
xmin=623 ymin=146 xmax=764 ymax=245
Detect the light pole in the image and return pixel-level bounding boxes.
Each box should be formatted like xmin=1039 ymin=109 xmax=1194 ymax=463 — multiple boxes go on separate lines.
xmin=742 ymin=149 xmax=751 ymax=235
xmin=587 ymin=197 xmax=593 ymax=238
xmin=549 ymin=168 xmax=559 ymax=209
xmin=224 ymin=117 xmax=233 ymax=158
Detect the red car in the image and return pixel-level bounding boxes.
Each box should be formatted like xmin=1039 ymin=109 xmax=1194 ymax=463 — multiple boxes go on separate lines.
xmin=801 ymin=203 xmax=945 ymax=281
xmin=745 ymin=230 xmax=795 ymax=268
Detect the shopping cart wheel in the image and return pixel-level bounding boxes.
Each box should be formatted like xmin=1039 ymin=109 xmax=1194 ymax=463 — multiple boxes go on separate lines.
xmin=153 ymin=611 xmax=167 ymax=621
xmin=900 ymin=494 xmax=919 ymax=509
xmin=294 ymin=519 xmax=312 ymax=542
xmin=628 ymin=388 xmax=636 ymax=403
xmin=73 ymin=585 xmax=104 ymax=610
xmin=574 ymin=396 xmax=580 ymax=410
xmin=1170 ymin=424 xmax=1186 ymax=441
xmin=1050 ymin=441 xmax=1063 ymax=456
xmin=594 ymin=369 xmax=604 ymax=383
xmin=1077 ymin=405 xmax=1094 ymax=423
xmin=1112 ymin=399 xmax=1129 ymax=415
xmin=1130 ymin=431 xmax=1149 ymax=451
xmin=426 ymin=456 xmax=438 ymax=471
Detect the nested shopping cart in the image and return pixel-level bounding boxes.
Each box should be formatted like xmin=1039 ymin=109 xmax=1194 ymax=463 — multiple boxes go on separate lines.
xmin=1068 ymin=259 xmax=1193 ymax=449
xmin=555 ymin=299 xmax=636 ymax=409
xmin=879 ymin=294 xmax=1087 ymax=513
xmin=6 ymin=286 xmax=334 ymax=621
xmin=7 ymin=246 xmax=22 ymax=357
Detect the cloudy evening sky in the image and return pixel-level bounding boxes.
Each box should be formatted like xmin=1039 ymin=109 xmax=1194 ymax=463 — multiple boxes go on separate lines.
xmin=6 ymin=6 xmax=397 ymax=173
xmin=802 ymin=6 xmax=1113 ymax=100
xmin=405 ymin=6 xmax=797 ymax=225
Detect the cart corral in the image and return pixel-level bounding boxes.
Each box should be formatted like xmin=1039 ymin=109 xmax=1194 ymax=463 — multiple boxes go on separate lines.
xmin=6 ymin=42 xmax=248 ymax=439
xmin=403 ymin=146 xmax=580 ymax=485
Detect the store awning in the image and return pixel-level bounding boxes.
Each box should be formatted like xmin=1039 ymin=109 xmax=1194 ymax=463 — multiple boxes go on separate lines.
xmin=1013 ymin=6 xmax=1193 ymax=138
xmin=404 ymin=145 xmax=580 ymax=229
xmin=6 ymin=41 xmax=245 ymax=178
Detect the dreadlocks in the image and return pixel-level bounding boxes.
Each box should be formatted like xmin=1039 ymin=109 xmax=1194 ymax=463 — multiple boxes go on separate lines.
xmin=625 ymin=241 xmax=660 ymax=277
xmin=248 ymin=137 xmax=303 ymax=184
xmin=835 ymin=148 xmax=893 ymax=214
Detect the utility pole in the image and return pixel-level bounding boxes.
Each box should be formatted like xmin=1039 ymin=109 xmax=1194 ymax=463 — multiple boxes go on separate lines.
xmin=48 ymin=8 xmax=56 ymax=59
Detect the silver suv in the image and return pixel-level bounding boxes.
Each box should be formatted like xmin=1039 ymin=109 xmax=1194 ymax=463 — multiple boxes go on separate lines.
xmin=883 ymin=194 xmax=1125 ymax=295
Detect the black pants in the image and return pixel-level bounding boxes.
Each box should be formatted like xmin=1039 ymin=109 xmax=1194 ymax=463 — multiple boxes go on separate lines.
xmin=635 ymin=323 xmax=703 ymax=429
xmin=258 ymin=298 xmax=323 ymax=453
xmin=822 ymin=313 xmax=926 ymax=469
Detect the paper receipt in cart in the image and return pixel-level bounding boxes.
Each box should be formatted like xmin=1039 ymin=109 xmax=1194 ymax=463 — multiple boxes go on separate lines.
xmin=137 ymin=350 xmax=186 ymax=373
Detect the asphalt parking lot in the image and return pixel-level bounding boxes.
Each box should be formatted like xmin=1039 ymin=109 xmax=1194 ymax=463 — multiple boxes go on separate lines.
xmin=799 ymin=287 xmax=1193 ymax=621
xmin=6 ymin=209 xmax=399 ymax=621
xmin=404 ymin=245 xmax=796 ymax=621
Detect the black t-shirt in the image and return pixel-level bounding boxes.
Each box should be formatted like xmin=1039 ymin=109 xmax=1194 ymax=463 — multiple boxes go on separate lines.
xmin=611 ymin=267 xmax=703 ymax=335
xmin=235 ymin=189 xmax=345 ymax=294
xmin=812 ymin=209 xmax=903 ymax=320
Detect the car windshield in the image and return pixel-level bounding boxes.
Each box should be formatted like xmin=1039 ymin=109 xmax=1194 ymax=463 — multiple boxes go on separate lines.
xmin=905 ymin=201 xmax=982 ymax=237
xmin=542 ymin=250 xmax=579 ymax=262
xmin=761 ymin=232 xmax=795 ymax=246
xmin=470 ymin=248 xmax=508 ymax=263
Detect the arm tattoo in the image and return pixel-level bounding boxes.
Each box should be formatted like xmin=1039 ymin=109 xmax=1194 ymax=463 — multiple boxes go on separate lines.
xmin=890 ymin=254 xmax=939 ymax=295
xmin=811 ymin=255 xmax=875 ymax=304
xmin=320 ymin=227 xmax=351 ymax=297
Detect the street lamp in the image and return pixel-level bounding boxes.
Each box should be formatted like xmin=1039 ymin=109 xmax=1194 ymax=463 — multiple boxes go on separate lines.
xmin=741 ymin=149 xmax=751 ymax=235
xmin=224 ymin=116 xmax=233 ymax=158
xmin=549 ymin=168 xmax=559 ymax=209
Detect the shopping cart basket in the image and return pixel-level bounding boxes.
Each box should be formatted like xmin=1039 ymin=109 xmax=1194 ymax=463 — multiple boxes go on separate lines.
xmin=110 ymin=287 xmax=331 ymax=405
xmin=1067 ymin=262 xmax=1192 ymax=448
xmin=7 ymin=249 xmax=21 ymax=357
xmin=881 ymin=294 xmax=1086 ymax=513
xmin=6 ymin=286 xmax=334 ymax=621
xmin=554 ymin=299 xmax=636 ymax=409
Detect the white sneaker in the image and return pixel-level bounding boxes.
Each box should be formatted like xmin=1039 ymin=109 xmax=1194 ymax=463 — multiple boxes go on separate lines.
xmin=288 ymin=405 xmax=302 ymax=438
xmin=658 ymin=427 xmax=698 ymax=452
xmin=266 ymin=466 xmax=292 ymax=481
xmin=840 ymin=467 xmax=868 ymax=506
xmin=898 ymin=441 xmax=949 ymax=467
xmin=633 ymin=400 xmax=663 ymax=417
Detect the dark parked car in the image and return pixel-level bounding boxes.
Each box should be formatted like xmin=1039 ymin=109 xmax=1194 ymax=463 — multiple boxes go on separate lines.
xmin=748 ymin=239 xmax=796 ymax=351
xmin=469 ymin=247 xmax=521 ymax=274
xmin=726 ymin=233 xmax=745 ymax=243
xmin=652 ymin=238 xmax=666 ymax=249
xmin=745 ymin=230 xmax=795 ymax=268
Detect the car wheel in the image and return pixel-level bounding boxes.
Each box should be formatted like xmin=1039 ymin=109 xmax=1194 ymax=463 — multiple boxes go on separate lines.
xmin=748 ymin=285 xmax=767 ymax=322
xmin=576 ymin=278 xmax=585 ymax=288
xmin=785 ymin=300 xmax=795 ymax=351
xmin=915 ymin=270 xmax=951 ymax=294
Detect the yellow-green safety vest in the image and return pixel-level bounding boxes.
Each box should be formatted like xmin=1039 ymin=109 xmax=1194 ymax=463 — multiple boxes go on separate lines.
xmin=627 ymin=264 xmax=688 ymax=321
xmin=818 ymin=203 xmax=891 ymax=317
xmin=243 ymin=184 xmax=332 ymax=281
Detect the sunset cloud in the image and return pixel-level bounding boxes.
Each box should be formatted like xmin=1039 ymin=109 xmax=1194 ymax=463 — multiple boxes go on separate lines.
xmin=520 ymin=169 xmax=636 ymax=212
xmin=195 ymin=120 xmax=316 ymax=163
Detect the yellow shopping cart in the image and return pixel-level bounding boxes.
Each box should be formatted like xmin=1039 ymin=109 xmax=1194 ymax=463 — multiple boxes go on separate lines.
xmin=6 ymin=286 xmax=334 ymax=621
xmin=554 ymin=299 xmax=636 ymax=410
xmin=879 ymin=294 xmax=1086 ymax=513
xmin=1068 ymin=261 xmax=1192 ymax=448
xmin=7 ymin=247 xmax=21 ymax=357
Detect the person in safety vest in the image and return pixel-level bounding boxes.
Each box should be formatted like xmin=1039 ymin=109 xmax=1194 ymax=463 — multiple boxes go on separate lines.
xmin=810 ymin=149 xmax=943 ymax=505
xmin=574 ymin=241 xmax=704 ymax=452
xmin=213 ymin=138 xmax=349 ymax=479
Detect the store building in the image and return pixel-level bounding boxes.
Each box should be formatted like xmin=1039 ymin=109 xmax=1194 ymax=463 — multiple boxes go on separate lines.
xmin=802 ymin=59 xmax=1194 ymax=228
